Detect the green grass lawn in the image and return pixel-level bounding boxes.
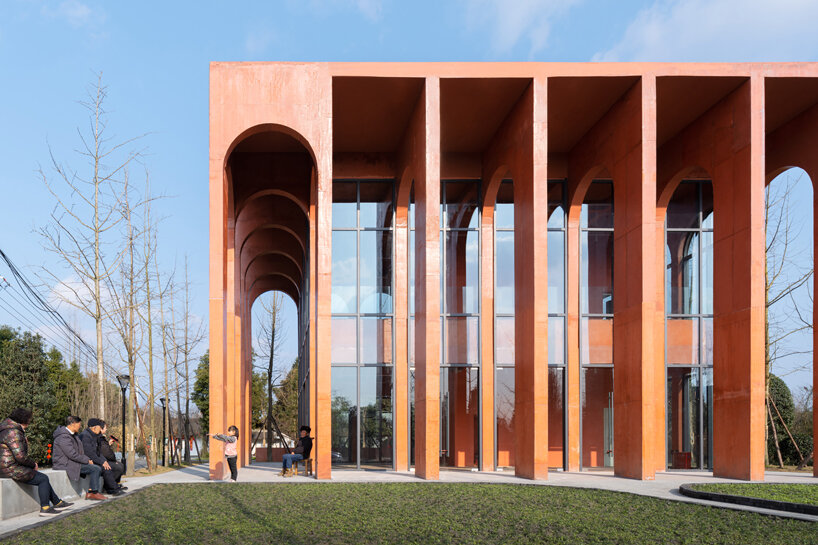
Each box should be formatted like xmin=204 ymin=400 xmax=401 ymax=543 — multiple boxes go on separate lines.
xmin=689 ymin=483 xmax=818 ymax=507
xmin=2 ymin=483 xmax=816 ymax=545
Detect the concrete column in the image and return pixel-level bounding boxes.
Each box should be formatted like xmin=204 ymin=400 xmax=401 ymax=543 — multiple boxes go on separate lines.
xmin=480 ymin=189 xmax=496 ymax=471
xmin=394 ymin=178 xmax=411 ymax=471
xmin=566 ymin=187 xmax=581 ymax=471
xmin=315 ymin=148 xmax=333 ymax=479
xmin=415 ymin=78 xmax=442 ymax=480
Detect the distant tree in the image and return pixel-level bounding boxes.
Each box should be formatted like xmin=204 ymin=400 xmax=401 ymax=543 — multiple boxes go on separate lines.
xmin=271 ymin=359 xmax=299 ymax=441
xmin=192 ymin=352 xmax=209 ymax=436
xmin=251 ymin=371 xmax=267 ymax=430
xmin=767 ymin=374 xmax=798 ymax=466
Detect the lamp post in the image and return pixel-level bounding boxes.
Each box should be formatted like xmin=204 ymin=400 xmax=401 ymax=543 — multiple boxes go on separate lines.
xmin=159 ymin=398 xmax=166 ymax=467
xmin=116 ymin=375 xmax=130 ymax=474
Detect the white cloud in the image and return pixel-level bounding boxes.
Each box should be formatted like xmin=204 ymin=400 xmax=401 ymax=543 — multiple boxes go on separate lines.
xmin=463 ymin=0 xmax=580 ymax=57
xmin=245 ymin=28 xmax=275 ymax=55
xmin=41 ymin=0 xmax=98 ymax=28
xmin=306 ymin=0 xmax=384 ymax=22
xmin=595 ymin=0 xmax=818 ymax=61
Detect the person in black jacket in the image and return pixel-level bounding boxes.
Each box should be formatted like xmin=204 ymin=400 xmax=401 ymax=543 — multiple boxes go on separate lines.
xmin=280 ymin=426 xmax=312 ymax=477
xmin=99 ymin=423 xmax=126 ymax=491
xmin=80 ymin=419 xmax=124 ymax=496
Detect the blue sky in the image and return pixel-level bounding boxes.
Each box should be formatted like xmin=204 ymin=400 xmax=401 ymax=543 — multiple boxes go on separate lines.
xmin=0 ymin=0 xmax=816 ymax=393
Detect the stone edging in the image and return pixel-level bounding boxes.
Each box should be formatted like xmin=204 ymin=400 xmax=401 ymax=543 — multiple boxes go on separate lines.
xmin=679 ymin=483 xmax=818 ymax=516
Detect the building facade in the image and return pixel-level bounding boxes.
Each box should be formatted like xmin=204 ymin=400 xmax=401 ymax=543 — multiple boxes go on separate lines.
xmin=209 ymin=62 xmax=818 ymax=481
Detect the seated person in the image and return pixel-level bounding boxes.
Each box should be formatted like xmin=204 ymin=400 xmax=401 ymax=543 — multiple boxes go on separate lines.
xmin=99 ymin=423 xmax=126 ymax=491
xmin=0 ymin=408 xmax=73 ymax=516
xmin=280 ymin=426 xmax=312 ymax=477
xmin=52 ymin=416 xmax=105 ymax=500
xmin=80 ymin=419 xmax=124 ymax=496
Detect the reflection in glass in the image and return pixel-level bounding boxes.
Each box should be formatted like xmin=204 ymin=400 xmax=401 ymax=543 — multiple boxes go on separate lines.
xmin=702 ymin=368 xmax=713 ymax=468
xmin=359 ymin=231 xmax=393 ymax=313
xmin=331 ymin=367 xmax=357 ymax=465
xmin=580 ymin=317 xmax=613 ymax=365
xmin=495 ymin=231 xmax=515 ymax=315
xmin=440 ymin=367 xmax=479 ymax=468
xmin=548 ymin=317 xmax=565 ymax=365
xmin=548 ymin=231 xmax=565 ymax=314
xmin=331 ymin=231 xmax=357 ymax=313
xmin=331 ymin=317 xmax=357 ymax=364
xmin=548 ymin=180 xmax=565 ymax=228
xmin=445 ymin=230 xmax=479 ymax=314
xmin=581 ymin=181 xmax=613 ymax=229
xmin=702 ymin=182 xmax=713 ymax=229
xmin=581 ymin=367 xmax=614 ymax=468
xmin=445 ymin=317 xmax=479 ymax=364
xmin=701 ymin=232 xmax=713 ymax=314
xmin=359 ymin=181 xmax=393 ymax=229
xmin=701 ymin=318 xmax=713 ymax=366
xmin=667 ymin=367 xmax=701 ymax=469
xmin=360 ymin=318 xmax=393 ymax=364
xmin=360 ymin=367 xmax=393 ymax=466
xmin=667 ymin=182 xmax=699 ymax=229
xmin=496 ymin=367 xmax=515 ymax=467
xmin=666 ymin=318 xmax=699 ymax=365
xmin=409 ymin=369 xmax=415 ymax=466
xmin=581 ymin=231 xmax=613 ymax=315
xmin=408 ymin=317 xmax=415 ymax=366
xmin=443 ymin=181 xmax=479 ymax=229
xmin=549 ymin=368 xmax=565 ymax=468
xmin=332 ymin=182 xmax=357 ymax=228
xmin=666 ymin=231 xmax=699 ymax=315
xmin=495 ymin=317 xmax=515 ymax=365
xmin=495 ymin=181 xmax=514 ymax=229
xmin=409 ymin=230 xmax=415 ymax=315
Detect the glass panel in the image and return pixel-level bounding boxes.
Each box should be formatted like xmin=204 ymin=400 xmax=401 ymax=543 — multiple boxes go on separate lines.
xmin=665 ymin=231 xmax=699 ymax=315
xmin=581 ymin=231 xmax=613 ymax=315
xmin=495 ymin=181 xmax=514 ymax=229
xmin=408 ymin=317 xmax=415 ymax=366
xmin=359 ymin=181 xmax=394 ymax=229
xmin=548 ymin=317 xmax=565 ymax=365
xmin=444 ymin=181 xmax=479 ymax=229
xmin=701 ymin=317 xmax=713 ymax=366
xmin=409 ymin=229 xmax=415 ymax=315
xmin=581 ymin=367 xmax=614 ymax=468
xmin=580 ymin=317 xmax=613 ymax=365
xmin=331 ymin=317 xmax=357 ymax=364
xmin=331 ymin=367 xmax=357 ymax=465
xmin=496 ymin=367 xmax=515 ymax=468
xmin=359 ymin=231 xmax=393 ymax=313
xmin=360 ymin=318 xmax=393 ymax=364
xmin=701 ymin=231 xmax=713 ymax=314
xmin=702 ymin=367 xmax=713 ymax=469
xmin=701 ymin=182 xmax=713 ymax=230
xmin=445 ymin=230 xmax=479 ymax=314
xmin=332 ymin=182 xmax=357 ymax=229
xmin=495 ymin=230 xmax=515 ymax=315
xmin=445 ymin=317 xmax=479 ymax=365
xmin=666 ymin=318 xmax=699 ymax=365
xmin=548 ymin=180 xmax=565 ymax=228
xmin=409 ymin=369 xmax=415 ymax=466
xmin=495 ymin=317 xmax=515 ymax=365
xmin=666 ymin=367 xmax=700 ymax=469
xmin=331 ymin=231 xmax=357 ymax=313
xmin=440 ymin=367 xmax=479 ymax=468
xmin=581 ymin=181 xmax=613 ymax=229
xmin=360 ymin=366 xmax=393 ymax=467
xmin=667 ymin=182 xmax=699 ymax=229
xmin=549 ymin=368 xmax=565 ymax=468
xmin=409 ymin=185 xmax=415 ymax=230
xmin=548 ymin=231 xmax=565 ymax=314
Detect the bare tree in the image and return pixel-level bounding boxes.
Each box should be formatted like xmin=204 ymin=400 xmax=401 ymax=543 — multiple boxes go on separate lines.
xmin=38 ymin=74 xmax=144 ymax=419
xmin=179 ymin=257 xmax=204 ymax=464
xmin=254 ymin=293 xmax=285 ymax=451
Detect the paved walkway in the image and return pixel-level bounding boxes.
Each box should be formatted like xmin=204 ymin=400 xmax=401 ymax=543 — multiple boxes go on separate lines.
xmin=0 ymin=464 xmax=814 ymax=538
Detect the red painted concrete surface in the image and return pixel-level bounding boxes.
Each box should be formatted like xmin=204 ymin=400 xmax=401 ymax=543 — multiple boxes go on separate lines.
xmin=210 ymin=63 xmax=818 ymax=481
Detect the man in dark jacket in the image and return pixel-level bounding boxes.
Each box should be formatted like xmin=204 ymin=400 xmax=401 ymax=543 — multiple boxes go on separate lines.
xmin=99 ymin=422 xmax=125 ymax=491
xmin=80 ymin=419 xmax=124 ymax=496
xmin=280 ymin=426 xmax=313 ymax=477
xmin=0 ymin=408 xmax=73 ymax=516
xmin=52 ymin=416 xmax=105 ymax=500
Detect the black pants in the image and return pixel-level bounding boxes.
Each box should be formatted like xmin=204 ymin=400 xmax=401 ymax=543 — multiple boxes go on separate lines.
xmin=226 ymin=456 xmax=237 ymax=481
xmin=101 ymin=465 xmax=121 ymax=493
xmin=107 ymin=461 xmax=124 ymax=483
xmin=23 ymin=471 xmax=60 ymax=507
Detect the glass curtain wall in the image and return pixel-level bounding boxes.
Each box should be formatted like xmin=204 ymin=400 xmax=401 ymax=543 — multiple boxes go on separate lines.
xmin=409 ymin=187 xmax=415 ymax=466
xmin=494 ymin=181 xmax=515 ymax=468
xmin=547 ymin=180 xmax=567 ymax=469
xmin=580 ymin=180 xmax=614 ymax=469
xmin=331 ymin=180 xmax=395 ymax=469
xmin=440 ymin=180 xmax=480 ymax=469
xmin=665 ymin=180 xmax=714 ymax=469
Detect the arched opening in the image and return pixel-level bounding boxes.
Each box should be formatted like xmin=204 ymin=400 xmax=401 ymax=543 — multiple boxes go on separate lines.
xmin=764 ymin=167 xmax=814 ymax=471
xmin=577 ymin=175 xmax=614 ymax=470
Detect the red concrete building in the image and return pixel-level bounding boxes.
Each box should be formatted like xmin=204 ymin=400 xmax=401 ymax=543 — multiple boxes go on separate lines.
xmin=209 ymin=62 xmax=818 ymax=481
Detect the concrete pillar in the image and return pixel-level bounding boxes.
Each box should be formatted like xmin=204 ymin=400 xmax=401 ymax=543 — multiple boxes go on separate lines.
xmin=394 ymin=177 xmax=411 ymax=471
xmin=480 ymin=184 xmax=496 ymax=471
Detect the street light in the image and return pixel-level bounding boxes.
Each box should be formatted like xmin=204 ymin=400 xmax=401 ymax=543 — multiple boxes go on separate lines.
xmin=116 ymin=375 xmax=130 ymax=474
xmin=159 ymin=398 xmax=166 ymax=467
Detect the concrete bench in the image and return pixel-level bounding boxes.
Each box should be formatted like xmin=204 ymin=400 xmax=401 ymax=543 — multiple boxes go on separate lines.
xmin=0 ymin=470 xmax=90 ymax=520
